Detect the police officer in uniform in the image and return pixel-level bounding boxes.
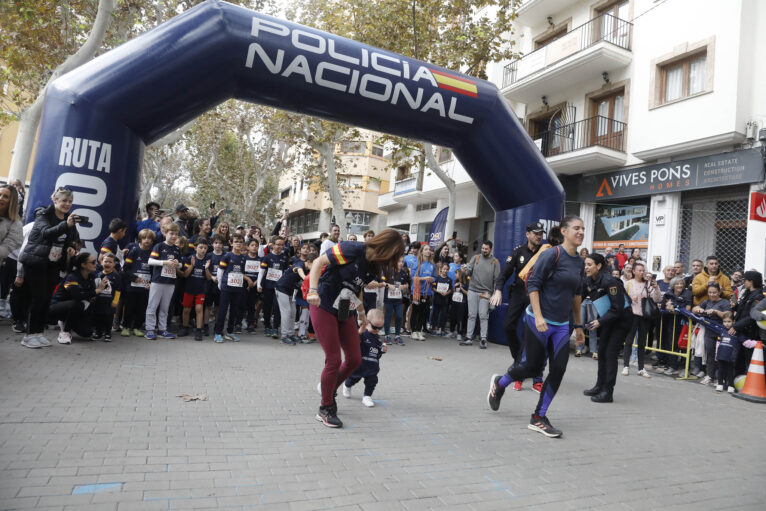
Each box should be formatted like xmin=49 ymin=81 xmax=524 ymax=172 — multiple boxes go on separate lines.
xmin=490 ymin=222 xmax=545 ymax=360
xmin=581 ymin=253 xmax=632 ymax=403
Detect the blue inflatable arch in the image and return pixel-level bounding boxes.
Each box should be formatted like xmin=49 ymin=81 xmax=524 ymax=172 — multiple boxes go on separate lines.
xmin=29 ymin=0 xmax=563 ymax=277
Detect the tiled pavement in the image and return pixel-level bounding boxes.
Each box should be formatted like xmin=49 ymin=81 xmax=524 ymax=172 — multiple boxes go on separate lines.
xmin=1 ymin=326 xmax=764 ymax=510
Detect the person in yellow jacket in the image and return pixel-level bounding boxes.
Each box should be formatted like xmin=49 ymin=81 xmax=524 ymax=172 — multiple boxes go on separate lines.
xmin=691 ymin=256 xmax=732 ymax=306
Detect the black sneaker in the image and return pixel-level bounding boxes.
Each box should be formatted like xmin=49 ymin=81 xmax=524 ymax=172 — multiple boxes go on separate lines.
xmin=528 ymin=414 xmax=562 ymax=438
xmin=91 ymin=331 xmax=103 ymax=341
xmin=194 ymin=328 xmax=203 ymax=341
xmin=487 ymin=374 xmax=505 ymax=411
xmin=315 ymin=405 xmax=343 ymax=428
xmin=12 ymin=321 xmax=26 ymax=333
xmin=103 ymin=334 xmax=112 ymax=342
xmin=480 ymin=340 xmax=487 ymax=349
xmin=177 ymin=326 xmax=190 ymax=337
xmin=245 ymin=326 xmax=255 ymax=334
xmin=202 ymin=325 xmax=210 ymax=336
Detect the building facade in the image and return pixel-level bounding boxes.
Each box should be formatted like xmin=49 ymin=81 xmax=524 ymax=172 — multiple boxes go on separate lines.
xmin=493 ymin=0 xmax=766 ymax=274
xmin=279 ymin=131 xmax=391 ymax=240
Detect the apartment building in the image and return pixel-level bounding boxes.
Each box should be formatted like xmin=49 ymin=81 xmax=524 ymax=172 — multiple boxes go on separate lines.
xmin=279 ymin=131 xmax=391 ymax=240
xmin=493 ymin=0 xmax=766 ymax=273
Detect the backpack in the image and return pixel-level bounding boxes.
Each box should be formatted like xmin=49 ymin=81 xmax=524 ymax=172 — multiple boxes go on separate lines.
xmin=523 ymin=245 xmax=561 ymax=293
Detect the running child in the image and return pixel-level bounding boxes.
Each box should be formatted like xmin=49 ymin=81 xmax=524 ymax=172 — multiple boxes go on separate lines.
xmin=431 ymin=264 xmax=452 ymax=336
xmin=257 ymin=236 xmax=289 ymax=338
xmin=145 ymin=223 xmax=181 ymax=340
xmin=243 ymin=239 xmax=261 ymax=333
xmin=92 ymin=252 xmax=122 ymax=342
xmin=122 ymin=229 xmax=154 ymax=337
xmin=178 ymin=238 xmax=210 ymax=341
xmin=341 ymin=308 xmax=387 ymax=407
xmin=214 ymin=234 xmax=250 ymax=343
xmin=202 ymin=235 xmax=225 ymax=336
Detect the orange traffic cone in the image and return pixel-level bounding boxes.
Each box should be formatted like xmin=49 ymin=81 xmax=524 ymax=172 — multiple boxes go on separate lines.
xmin=733 ymin=341 xmax=766 ymax=403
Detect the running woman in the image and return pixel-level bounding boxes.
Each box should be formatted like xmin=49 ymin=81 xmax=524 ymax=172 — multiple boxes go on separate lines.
xmin=307 ymin=229 xmax=405 ymax=428
xmin=487 ymin=215 xmax=586 ymax=438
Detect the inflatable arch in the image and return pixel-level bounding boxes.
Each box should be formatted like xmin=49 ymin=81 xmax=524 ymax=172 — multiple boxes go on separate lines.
xmin=28 ymin=0 xmax=564 ymax=339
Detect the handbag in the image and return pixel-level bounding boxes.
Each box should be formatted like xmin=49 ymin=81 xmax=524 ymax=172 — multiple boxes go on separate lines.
xmin=641 ymin=282 xmax=660 ymax=319
xmin=581 ymin=298 xmax=599 ymax=324
xmin=677 ymin=321 xmax=689 ymax=350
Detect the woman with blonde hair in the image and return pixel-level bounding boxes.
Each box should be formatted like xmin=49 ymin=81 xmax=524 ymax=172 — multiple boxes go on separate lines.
xmin=19 ymin=187 xmax=82 ymax=348
xmin=0 ymin=184 xmax=24 ymax=318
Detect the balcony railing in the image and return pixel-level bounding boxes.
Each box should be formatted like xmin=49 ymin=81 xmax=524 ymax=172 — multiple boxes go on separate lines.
xmin=534 ymin=115 xmax=626 ymax=157
xmin=503 ymin=13 xmax=632 ymax=88
xmin=393 ymin=176 xmax=421 ymax=195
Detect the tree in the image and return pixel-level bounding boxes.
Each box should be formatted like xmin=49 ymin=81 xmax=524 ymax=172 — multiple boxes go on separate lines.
xmin=288 ymin=0 xmax=522 ymax=241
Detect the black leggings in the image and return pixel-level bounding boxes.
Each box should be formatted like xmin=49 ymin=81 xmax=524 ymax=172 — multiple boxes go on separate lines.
xmin=411 ymin=295 xmax=432 ymax=333
xmin=25 ymin=263 xmax=61 ymax=334
xmin=261 ymin=287 xmax=280 ymax=329
xmin=0 ymin=258 xmax=17 ymax=299
xmin=48 ymin=300 xmax=94 ymax=337
xmin=123 ymin=292 xmax=148 ymax=330
xmin=624 ymin=314 xmax=652 ymax=371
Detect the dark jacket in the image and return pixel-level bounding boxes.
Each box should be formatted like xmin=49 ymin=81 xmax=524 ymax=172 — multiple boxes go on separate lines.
xmin=733 ymin=287 xmax=763 ymax=338
xmin=749 ymin=297 xmax=766 ymax=340
xmin=583 ymin=271 xmax=631 ymax=326
xmin=19 ymin=205 xmax=80 ymax=269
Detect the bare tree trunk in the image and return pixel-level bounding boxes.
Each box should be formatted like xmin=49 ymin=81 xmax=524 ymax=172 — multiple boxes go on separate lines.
xmin=318 ymin=144 xmax=348 ymax=239
xmin=423 ymin=142 xmax=456 ymax=242
xmin=8 ymin=0 xmax=118 ymax=183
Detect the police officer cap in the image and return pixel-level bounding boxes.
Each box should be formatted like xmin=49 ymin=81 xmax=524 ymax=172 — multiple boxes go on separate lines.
xmin=526 ymin=221 xmax=545 ymax=233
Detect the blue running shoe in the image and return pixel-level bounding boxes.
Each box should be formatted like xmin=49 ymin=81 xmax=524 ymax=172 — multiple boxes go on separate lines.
xmin=225 ymin=333 xmax=240 ymax=342
xmin=158 ymin=330 xmax=176 ymax=339
xmin=214 ymin=334 xmax=224 ymax=343
xmin=144 ymin=331 xmax=157 ymax=341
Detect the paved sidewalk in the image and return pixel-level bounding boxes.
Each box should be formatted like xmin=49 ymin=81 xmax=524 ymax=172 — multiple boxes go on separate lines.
xmin=1 ymin=327 xmax=764 ymax=510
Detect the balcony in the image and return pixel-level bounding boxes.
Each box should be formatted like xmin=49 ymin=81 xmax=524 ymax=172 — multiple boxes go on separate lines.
xmin=514 ymin=0 xmax=581 ymax=26
xmin=502 ymin=13 xmax=632 ymax=104
xmin=534 ymin=115 xmax=628 ymax=174
xmin=393 ymin=176 xmax=421 ymax=196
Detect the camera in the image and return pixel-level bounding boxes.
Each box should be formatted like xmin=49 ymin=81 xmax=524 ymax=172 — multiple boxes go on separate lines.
xmin=76 ymin=215 xmax=89 ymax=223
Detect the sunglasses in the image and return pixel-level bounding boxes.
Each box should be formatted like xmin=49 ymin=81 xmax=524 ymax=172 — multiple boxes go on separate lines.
xmin=87 ymin=260 xmax=97 ymax=264
xmin=369 ymin=323 xmax=384 ymax=331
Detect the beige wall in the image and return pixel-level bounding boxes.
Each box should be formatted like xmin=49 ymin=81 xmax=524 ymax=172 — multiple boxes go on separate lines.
xmin=0 ymin=120 xmax=35 ymax=183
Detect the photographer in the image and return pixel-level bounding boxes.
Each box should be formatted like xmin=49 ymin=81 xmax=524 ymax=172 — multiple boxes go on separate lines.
xmin=18 ymin=187 xmax=81 ymax=348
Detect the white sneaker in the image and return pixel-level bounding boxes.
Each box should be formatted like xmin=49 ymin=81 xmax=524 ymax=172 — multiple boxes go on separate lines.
xmin=416 ymin=332 xmax=425 ymax=341
xmin=20 ymin=335 xmax=42 ymax=349
xmin=699 ymin=375 xmax=712 ymax=385
xmin=695 ymin=370 xmax=706 ymax=378
xmin=637 ymin=369 xmax=651 ymax=378
xmin=342 ymin=384 xmax=351 ymax=398
xmin=621 ymin=367 xmax=629 ymax=376
xmin=663 ymin=367 xmax=678 ymax=376
xmin=57 ymin=331 xmax=72 ymax=344
xmin=362 ymin=396 xmax=375 ymax=407
xmin=35 ymin=335 xmax=52 ymax=347
xmin=456 ymin=334 xmax=463 ymax=342
xmin=715 ymin=384 xmax=723 ymax=392
xmin=727 ymin=386 xmax=735 ymax=394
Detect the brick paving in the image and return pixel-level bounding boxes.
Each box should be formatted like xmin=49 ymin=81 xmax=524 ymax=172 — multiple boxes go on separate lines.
xmin=1 ymin=326 xmax=765 ymax=510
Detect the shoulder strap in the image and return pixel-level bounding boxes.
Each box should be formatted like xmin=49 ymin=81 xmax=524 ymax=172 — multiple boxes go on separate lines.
xmin=473 ymin=254 xmax=480 ymax=265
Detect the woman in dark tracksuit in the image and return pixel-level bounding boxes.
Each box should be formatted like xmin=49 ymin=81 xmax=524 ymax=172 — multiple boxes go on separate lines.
xmin=582 ymin=253 xmax=632 ymax=403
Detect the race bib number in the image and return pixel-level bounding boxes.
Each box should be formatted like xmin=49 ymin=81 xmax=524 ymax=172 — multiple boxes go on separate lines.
xmin=245 ymin=260 xmax=260 ymax=274
xmin=49 ymin=245 xmax=63 ymax=262
xmin=436 ymin=283 xmax=449 ymax=294
xmin=266 ymin=268 xmax=282 ymax=281
xmin=227 ymin=272 xmax=244 ymax=287
xmin=161 ymin=264 xmax=177 ymax=279
xmin=333 ymin=292 xmax=362 ymax=311
xmin=452 ymin=292 xmax=464 ymax=303
xmin=131 ymin=272 xmax=150 ymax=288
xmin=388 ymin=287 xmax=402 ymax=300
xmin=99 ymin=278 xmax=112 ymax=296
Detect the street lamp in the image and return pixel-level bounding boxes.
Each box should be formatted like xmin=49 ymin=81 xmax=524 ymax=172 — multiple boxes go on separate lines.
xmin=345 ymin=211 xmax=354 ymax=232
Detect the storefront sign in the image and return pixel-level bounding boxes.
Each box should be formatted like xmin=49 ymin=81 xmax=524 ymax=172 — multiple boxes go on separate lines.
xmin=750 ymin=191 xmax=766 ymax=223
xmin=579 ymin=149 xmax=764 ymax=201
xmin=593 ymin=202 xmax=649 ymax=250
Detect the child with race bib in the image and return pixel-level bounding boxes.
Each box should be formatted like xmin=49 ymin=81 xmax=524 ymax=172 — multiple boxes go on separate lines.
xmin=214 ymin=234 xmax=250 ymax=343
xmin=178 ymin=238 xmax=210 ymax=341
xmin=145 ymin=222 xmax=181 ymax=340
xmin=122 ymin=228 xmax=154 ymax=337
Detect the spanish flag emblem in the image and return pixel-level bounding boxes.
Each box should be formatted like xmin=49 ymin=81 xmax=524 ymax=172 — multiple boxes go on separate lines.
xmin=430 ymin=69 xmax=478 ymax=98
xmin=331 ymin=244 xmax=347 ymax=265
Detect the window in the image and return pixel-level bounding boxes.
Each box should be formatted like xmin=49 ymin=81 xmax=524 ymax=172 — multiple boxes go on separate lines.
xmin=416 ymin=202 xmax=438 ymax=212
xmin=371 ymin=144 xmax=384 ymax=157
xmin=280 ymin=188 xmax=290 ymax=199
xmin=289 ymin=211 xmax=320 ymax=233
xmin=437 ymin=147 xmax=452 ymax=164
xmin=396 ymin=165 xmax=411 ymax=181
xmin=340 ymin=141 xmax=365 ymax=154
xmin=661 ymin=52 xmax=706 ymax=104
xmin=367 ymin=177 xmax=381 ymax=192
xmin=534 ymin=27 xmax=568 ymax=50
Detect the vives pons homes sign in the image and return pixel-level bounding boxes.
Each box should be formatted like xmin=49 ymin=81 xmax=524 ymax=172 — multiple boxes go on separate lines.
xmin=578 ymin=149 xmax=764 ymax=201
